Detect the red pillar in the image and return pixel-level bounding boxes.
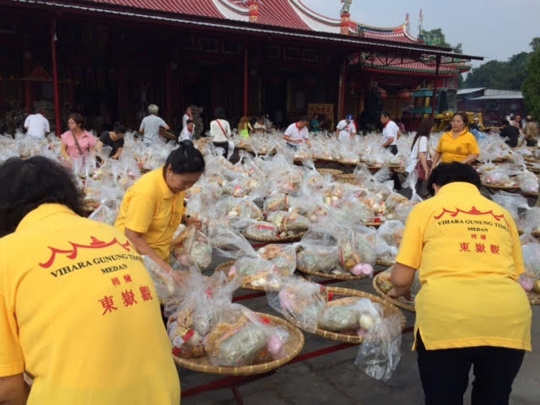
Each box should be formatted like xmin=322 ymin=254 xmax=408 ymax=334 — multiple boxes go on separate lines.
xmin=51 ymin=20 xmax=61 ymax=136
xmin=243 ymin=47 xmax=249 ymax=117
xmin=338 ymin=60 xmax=347 ymax=120
xmin=431 ymin=55 xmax=441 ymax=118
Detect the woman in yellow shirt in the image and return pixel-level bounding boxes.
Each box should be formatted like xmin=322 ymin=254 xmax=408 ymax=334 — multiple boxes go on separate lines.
xmin=115 ymin=140 xmax=205 ymax=272
xmin=389 ymin=162 xmax=531 ymax=405
xmin=432 ymin=112 xmax=480 ymax=167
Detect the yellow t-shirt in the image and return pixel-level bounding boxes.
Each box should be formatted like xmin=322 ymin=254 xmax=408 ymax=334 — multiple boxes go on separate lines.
xmin=396 ymin=183 xmax=531 ymax=351
xmin=115 ymin=168 xmax=185 ymax=260
xmin=436 ymin=130 xmax=480 ymax=163
xmin=0 ymin=204 xmax=180 ymax=404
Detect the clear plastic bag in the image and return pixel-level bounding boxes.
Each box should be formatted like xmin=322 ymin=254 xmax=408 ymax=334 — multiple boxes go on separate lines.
xmin=171 ymin=225 xmax=213 ymax=270
xmin=354 ymin=313 xmax=402 ymax=382
xmin=267 ymin=277 xmax=327 ymax=332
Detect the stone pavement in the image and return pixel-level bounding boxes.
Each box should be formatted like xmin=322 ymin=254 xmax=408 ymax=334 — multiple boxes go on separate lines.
xmin=177 ymin=276 xmax=540 ymax=405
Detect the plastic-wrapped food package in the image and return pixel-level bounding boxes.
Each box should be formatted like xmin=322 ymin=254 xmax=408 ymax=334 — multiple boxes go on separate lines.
xmin=205 ymin=309 xmax=290 ymax=367
xmin=263 ymin=192 xmax=290 ymax=213
xmin=354 ymin=313 xmax=402 ymax=382
xmin=492 ymin=191 xmax=529 ymax=223
xmin=376 ymin=220 xmax=404 ymax=262
xmin=267 ymin=210 xmax=310 ymax=233
xmin=258 ymin=243 xmax=297 ymax=278
xmin=267 ymin=277 xmax=327 ymax=332
xmin=297 ymin=230 xmax=340 ymax=273
xmin=142 ymin=256 xmax=177 ymax=300
xmin=338 ymin=226 xmax=377 ymax=275
xmin=518 ymin=170 xmax=539 ymax=194
xmin=171 ymin=225 xmax=213 ymax=270
xmin=228 ymin=255 xmax=280 ymax=289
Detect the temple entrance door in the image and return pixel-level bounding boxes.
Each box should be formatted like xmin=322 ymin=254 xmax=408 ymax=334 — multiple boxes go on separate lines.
xmin=264 ymin=77 xmax=287 ymax=129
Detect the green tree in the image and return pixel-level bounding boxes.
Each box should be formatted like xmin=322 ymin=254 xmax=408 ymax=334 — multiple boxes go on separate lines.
xmin=420 ymin=28 xmax=451 ymax=48
xmin=530 ymin=37 xmax=540 ymax=52
xmin=522 ymin=47 xmax=540 ymax=119
xmin=464 ymin=60 xmax=512 ymax=89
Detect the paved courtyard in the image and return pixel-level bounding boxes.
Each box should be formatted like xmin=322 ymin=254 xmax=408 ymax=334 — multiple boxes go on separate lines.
xmin=177 ymin=275 xmax=540 ymax=405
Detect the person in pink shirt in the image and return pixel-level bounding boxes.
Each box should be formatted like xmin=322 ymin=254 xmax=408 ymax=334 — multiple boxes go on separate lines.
xmin=60 ymin=113 xmax=97 ymax=165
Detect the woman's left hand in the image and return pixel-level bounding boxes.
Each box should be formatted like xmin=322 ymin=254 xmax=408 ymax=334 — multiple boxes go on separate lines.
xmin=387 ymin=287 xmax=412 ymax=300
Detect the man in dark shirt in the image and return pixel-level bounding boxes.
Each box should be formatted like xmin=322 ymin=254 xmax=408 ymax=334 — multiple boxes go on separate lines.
xmin=98 ymin=123 xmax=126 ymax=159
xmin=500 ymin=119 xmax=519 ymax=147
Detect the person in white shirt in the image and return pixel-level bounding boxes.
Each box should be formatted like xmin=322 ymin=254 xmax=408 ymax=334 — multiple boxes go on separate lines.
xmin=179 ymin=119 xmax=195 ymax=141
xmin=182 ymin=106 xmax=193 ymax=129
xmin=336 ymin=114 xmax=357 ymax=141
xmin=210 ymin=111 xmax=233 ymax=159
xmin=380 ymin=110 xmax=401 ymax=155
xmin=139 ymin=104 xmax=169 ymax=144
xmin=24 ymin=110 xmax=50 ymax=139
xmin=283 ymin=116 xmax=311 ymax=149
xmin=405 ymin=118 xmax=434 ymax=198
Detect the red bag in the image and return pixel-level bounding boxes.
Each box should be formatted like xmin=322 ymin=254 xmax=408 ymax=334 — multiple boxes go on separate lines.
xmin=416 ymin=160 xmax=432 ymax=181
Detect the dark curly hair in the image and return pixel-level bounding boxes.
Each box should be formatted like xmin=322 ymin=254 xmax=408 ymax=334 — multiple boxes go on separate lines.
xmin=0 ymin=156 xmax=85 ymax=237
xmin=427 ymin=162 xmax=481 ymax=196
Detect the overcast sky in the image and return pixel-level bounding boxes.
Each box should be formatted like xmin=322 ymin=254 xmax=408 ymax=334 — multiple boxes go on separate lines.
xmin=303 ymin=0 xmax=539 ymax=69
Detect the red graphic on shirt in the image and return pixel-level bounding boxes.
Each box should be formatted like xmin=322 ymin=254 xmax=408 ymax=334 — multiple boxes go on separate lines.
xmin=122 ymin=290 xmax=138 ymax=307
xmin=140 ymin=286 xmax=153 ymax=301
xmin=39 ymin=236 xmax=133 ymax=268
xmin=490 ymin=244 xmax=500 ymax=255
xmin=111 ymin=277 xmax=121 ymax=286
xmin=123 ymin=274 xmax=133 ymax=283
xmin=99 ymin=295 xmax=118 ymax=315
xmin=475 ymin=243 xmax=486 ymax=253
xmin=459 ymin=242 xmax=470 ymax=252
xmin=434 ymin=206 xmax=508 ymax=226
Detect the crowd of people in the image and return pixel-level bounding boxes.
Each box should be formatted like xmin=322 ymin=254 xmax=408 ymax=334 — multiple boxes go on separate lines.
xmin=1 ymin=103 xmax=537 ymax=404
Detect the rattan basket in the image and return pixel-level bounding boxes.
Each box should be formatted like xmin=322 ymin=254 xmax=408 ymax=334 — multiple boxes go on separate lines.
xmin=317 ymin=168 xmax=344 ymax=176
xmin=376 ymin=258 xmax=395 ymax=267
xmin=372 ymin=269 xmax=416 ymax=312
xmin=215 ymin=260 xmax=280 ymax=292
xmin=527 ymin=291 xmax=540 ymax=306
xmin=334 ymin=173 xmax=358 ymax=184
xmin=243 ymin=230 xmax=305 ymax=243
xmin=173 ymin=313 xmax=304 ymax=375
xmin=284 ymin=287 xmax=406 ymax=343
xmin=296 ymin=264 xmax=369 ymax=281
xmin=481 ymin=182 xmax=520 ymax=192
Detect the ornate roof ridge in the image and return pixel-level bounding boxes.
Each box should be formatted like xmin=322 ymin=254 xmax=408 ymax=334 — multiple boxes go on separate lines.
xmin=291 ymin=0 xmax=341 ymax=26
xmin=219 ymin=0 xmax=249 ymax=15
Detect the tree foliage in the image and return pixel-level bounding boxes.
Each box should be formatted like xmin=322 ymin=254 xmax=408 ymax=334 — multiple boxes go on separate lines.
xmin=522 ymin=47 xmax=540 ymax=119
xmin=420 ymin=28 xmax=462 ymax=53
xmin=463 ymin=39 xmax=539 ymax=90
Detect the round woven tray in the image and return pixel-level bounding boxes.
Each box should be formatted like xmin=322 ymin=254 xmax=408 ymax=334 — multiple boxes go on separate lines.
xmin=527 ymin=291 xmax=540 ymax=306
xmin=365 ymin=221 xmax=383 ymax=228
xmin=215 ymin=261 xmax=280 ymax=292
xmin=296 ymin=264 xmax=369 ymax=281
xmin=481 ymin=182 xmax=520 ymax=192
xmin=284 ymin=287 xmax=406 ymax=343
xmin=376 ymin=258 xmax=395 ymax=267
xmin=334 ymin=173 xmax=358 ymax=184
xmin=338 ymin=159 xmax=360 ymax=166
xmin=243 ymin=230 xmax=306 ymax=243
xmin=372 ymin=269 xmax=416 ymax=312
xmin=173 ymin=313 xmax=305 ymax=375
xmin=317 ymin=168 xmax=344 ymax=176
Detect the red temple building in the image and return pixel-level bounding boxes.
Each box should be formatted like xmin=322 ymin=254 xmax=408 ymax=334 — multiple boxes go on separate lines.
xmin=0 ymin=0 xmax=480 ymax=134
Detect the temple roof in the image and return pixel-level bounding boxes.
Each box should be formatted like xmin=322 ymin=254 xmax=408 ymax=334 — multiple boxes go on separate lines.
xmin=83 ymin=0 xmax=417 ymax=43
